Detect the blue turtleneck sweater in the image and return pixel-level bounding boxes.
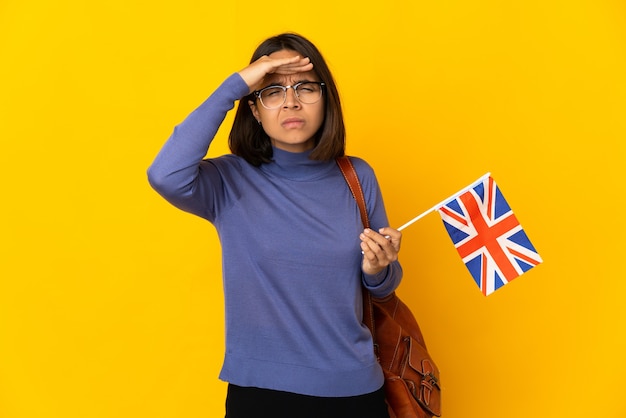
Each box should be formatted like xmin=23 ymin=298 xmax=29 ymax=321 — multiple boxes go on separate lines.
xmin=147 ymin=73 xmax=403 ymax=397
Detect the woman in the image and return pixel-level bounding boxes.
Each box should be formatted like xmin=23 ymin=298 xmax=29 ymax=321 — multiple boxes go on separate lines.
xmin=148 ymin=33 xmax=403 ymax=418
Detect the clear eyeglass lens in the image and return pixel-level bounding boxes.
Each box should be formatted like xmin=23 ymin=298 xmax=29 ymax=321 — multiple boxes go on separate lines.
xmin=259 ymin=83 xmax=323 ymax=108
xmin=259 ymin=87 xmax=285 ymax=108
xmin=295 ymin=82 xmax=322 ymax=104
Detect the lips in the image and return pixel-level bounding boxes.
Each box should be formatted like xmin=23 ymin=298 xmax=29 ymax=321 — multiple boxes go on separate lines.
xmin=281 ymin=117 xmax=305 ymax=128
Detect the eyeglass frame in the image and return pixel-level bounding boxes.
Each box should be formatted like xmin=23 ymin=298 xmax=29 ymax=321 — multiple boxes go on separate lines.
xmin=253 ymin=81 xmax=326 ymax=109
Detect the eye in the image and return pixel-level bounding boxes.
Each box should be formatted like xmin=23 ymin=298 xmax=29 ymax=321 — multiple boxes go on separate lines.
xmin=261 ymin=87 xmax=284 ymax=98
xmin=297 ymin=83 xmax=318 ymax=93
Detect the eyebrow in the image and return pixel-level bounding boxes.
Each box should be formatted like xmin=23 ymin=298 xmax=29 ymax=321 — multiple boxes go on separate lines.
xmin=263 ymin=79 xmax=317 ymax=88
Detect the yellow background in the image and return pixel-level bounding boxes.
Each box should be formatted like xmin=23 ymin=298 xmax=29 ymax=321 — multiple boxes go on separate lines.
xmin=1 ymin=0 xmax=625 ymax=417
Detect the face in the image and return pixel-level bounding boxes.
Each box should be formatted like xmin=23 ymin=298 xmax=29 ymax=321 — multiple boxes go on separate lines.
xmin=249 ymin=49 xmax=325 ymax=153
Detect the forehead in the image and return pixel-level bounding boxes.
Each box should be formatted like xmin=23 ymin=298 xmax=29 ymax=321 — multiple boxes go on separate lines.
xmin=263 ymin=71 xmax=320 ymax=86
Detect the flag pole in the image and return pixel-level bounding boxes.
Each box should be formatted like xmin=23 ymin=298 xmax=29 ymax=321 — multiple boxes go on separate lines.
xmin=397 ymin=172 xmax=491 ymax=231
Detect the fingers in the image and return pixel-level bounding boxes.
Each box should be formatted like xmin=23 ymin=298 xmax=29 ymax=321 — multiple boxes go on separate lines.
xmin=271 ymin=56 xmax=313 ymax=74
xmin=361 ymin=228 xmax=401 ymax=252
xmin=360 ymin=228 xmax=401 ymax=275
xmin=238 ymin=55 xmax=313 ymax=93
xmin=378 ymin=227 xmax=402 ymax=252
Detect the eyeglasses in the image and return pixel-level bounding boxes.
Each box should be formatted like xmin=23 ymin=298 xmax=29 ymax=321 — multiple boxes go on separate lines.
xmin=254 ymin=81 xmax=325 ymax=109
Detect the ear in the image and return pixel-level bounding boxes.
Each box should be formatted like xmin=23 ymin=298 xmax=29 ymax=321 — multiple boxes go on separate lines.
xmin=248 ymin=99 xmax=261 ymax=123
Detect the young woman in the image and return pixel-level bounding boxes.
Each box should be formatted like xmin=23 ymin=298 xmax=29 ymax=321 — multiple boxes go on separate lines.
xmin=148 ymin=33 xmax=403 ymax=418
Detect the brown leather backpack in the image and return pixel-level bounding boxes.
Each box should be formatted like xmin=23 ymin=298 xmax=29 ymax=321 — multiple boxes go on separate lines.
xmin=337 ymin=157 xmax=442 ymax=418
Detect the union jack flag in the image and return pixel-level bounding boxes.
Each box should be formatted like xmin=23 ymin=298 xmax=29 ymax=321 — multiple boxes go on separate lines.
xmin=437 ymin=176 xmax=542 ymax=296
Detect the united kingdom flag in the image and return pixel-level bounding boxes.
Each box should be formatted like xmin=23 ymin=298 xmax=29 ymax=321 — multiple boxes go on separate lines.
xmin=437 ymin=176 xmax=542 ymax=296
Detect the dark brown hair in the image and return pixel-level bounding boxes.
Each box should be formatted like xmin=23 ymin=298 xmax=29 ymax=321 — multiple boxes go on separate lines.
xmin=229 ymin=33 xmax=345 ymax=166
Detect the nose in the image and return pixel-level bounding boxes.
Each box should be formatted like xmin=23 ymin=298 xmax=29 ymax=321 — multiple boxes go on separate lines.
xmin=283 ymin=86 xmax=300 ymax=108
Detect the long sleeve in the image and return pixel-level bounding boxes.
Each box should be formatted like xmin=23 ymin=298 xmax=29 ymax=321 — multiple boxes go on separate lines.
xmin=362 ymin=262 xmax=403 ymax=298
xmin=147 ymin=73 xmax=250 ymax=219
xmin=349 ymin=157 xmax=403 ymax=298
xmin=147 ymin=77 xmax=402 ymax=397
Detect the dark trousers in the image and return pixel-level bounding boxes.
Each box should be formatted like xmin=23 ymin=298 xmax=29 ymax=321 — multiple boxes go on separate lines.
xmin=225 ymin=384 xmax=390 ymax=418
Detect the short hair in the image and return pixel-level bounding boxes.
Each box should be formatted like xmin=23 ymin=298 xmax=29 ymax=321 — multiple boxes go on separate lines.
xmin=229 ymin=33 xmax=345 ymax=166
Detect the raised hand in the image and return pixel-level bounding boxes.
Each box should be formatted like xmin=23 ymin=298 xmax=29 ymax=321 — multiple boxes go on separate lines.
xmin=238 ymin=54 xmax=314 ymax=94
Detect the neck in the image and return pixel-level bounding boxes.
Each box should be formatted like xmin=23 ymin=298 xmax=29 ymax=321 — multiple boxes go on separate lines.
xmin=260 ymin=147 xmax=335 ymax=181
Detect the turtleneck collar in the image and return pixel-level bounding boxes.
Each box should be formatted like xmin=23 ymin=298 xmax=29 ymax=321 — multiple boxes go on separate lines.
xmin=260 ymin=146 xmax=337 ymax=181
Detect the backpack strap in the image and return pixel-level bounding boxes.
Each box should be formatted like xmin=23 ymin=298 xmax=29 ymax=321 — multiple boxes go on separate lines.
xmin=337 ymin=156 xmax=377 ymax=337
xmin=336 ymin=156 xmax=370 ymax=229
